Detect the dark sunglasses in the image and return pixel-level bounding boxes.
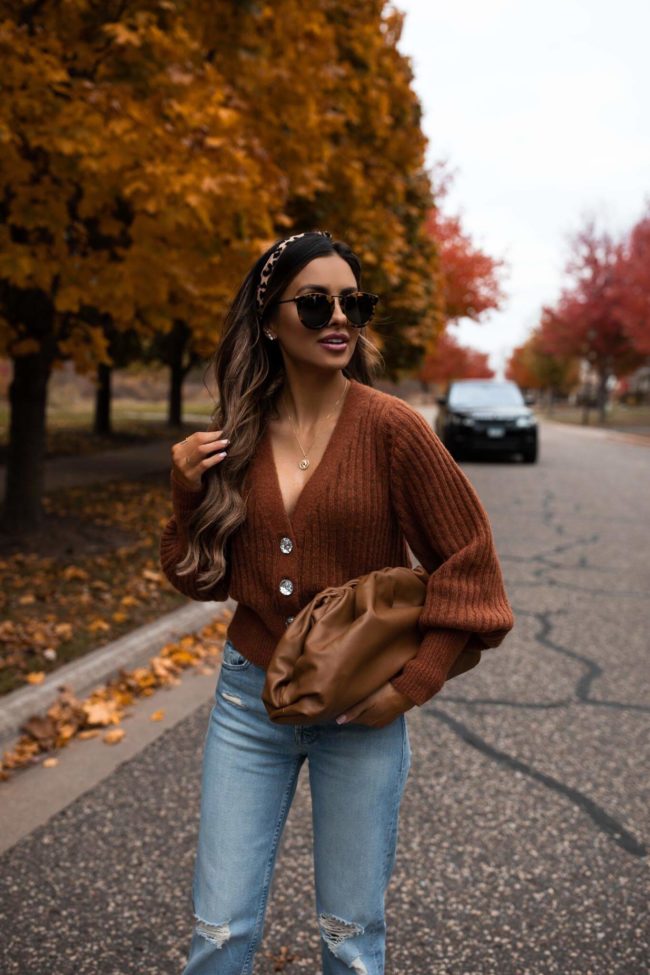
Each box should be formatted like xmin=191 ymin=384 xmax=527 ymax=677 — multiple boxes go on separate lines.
xmin=275 ymin=291 xmax=379 ymax=329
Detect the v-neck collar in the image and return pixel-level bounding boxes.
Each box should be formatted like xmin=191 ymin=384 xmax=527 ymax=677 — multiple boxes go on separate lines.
xmin=260 ymin=376 xmax=363 ymax=535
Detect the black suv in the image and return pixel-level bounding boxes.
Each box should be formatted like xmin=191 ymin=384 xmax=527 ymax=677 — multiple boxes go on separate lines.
xmin=435 ymin=379 xmax=538 ymax=463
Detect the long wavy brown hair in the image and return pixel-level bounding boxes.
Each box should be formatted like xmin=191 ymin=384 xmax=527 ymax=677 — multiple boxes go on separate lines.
xmin=173 ymin=232 xmax=386 ymax=594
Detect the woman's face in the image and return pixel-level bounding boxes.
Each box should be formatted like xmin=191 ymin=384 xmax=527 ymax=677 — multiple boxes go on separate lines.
xmin=269 ymin=254 xmax=361 ymax=371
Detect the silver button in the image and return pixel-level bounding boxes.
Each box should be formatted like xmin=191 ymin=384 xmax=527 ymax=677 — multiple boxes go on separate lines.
xmin=280 ymin=536 xmax=293 ymax=554
xmin=285 ymin=615 xmax=295 ymax=626
xmin=279 ymin=578 xmax=294 ymax=596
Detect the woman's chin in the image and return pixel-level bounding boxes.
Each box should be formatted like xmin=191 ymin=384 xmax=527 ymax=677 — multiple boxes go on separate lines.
xmin=286 ymin=349 xmax=353 ymax=372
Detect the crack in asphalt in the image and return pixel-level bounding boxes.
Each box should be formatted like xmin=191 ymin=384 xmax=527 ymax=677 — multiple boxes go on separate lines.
xmin=421 ymin=480 xmax=648 ymax=860
xmin=442 ymin=693 xmax=650 ymax=715
xmin=423 ymin=704 xmax=647 ymax=859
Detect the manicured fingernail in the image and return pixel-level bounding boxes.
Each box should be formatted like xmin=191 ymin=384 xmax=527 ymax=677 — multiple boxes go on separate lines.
xmin=336 ymin=715 xmax=347 ymax=724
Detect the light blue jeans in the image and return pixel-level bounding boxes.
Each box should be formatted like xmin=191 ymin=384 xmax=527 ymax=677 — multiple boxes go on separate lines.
xmin=182 ymin=638 xmax=412 ymax=975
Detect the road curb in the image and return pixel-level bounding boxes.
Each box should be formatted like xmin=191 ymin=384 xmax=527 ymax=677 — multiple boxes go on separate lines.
xmin=0 ymin=598 xmax=236 ymax=753
xmin=539 ymin=416 xmax=650 ymax=443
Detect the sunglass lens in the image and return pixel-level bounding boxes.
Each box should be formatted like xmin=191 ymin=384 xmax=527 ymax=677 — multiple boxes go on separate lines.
xmin=297 ymin=294 xmax=331 ymax=328
xmin=344 ymin=293 xmax=376 ymax=326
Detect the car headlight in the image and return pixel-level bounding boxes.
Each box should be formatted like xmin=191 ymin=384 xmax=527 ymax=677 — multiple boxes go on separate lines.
xmin=515 ymin=415 xmax=536 ymax=428
xmin=448 ymin=414 xmax=474 ymax=427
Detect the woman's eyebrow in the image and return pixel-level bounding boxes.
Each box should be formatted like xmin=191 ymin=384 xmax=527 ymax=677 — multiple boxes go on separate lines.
xmin=295 ymin=284 xmax=357 ymax=295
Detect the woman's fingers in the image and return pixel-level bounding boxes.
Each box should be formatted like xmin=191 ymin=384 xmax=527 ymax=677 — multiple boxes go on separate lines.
xmin=171 ymin=429 xmax=231 ymax=490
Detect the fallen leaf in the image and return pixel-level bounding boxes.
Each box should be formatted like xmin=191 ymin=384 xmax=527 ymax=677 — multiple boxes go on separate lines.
xmin=57 ymin=722 xmax=77 ymax=742
xmin=87 ymin=617 xmax=110 ymax=633
xmin=143 ymin=569 xmax=163 ymax=583
xmin=83 ymin=699 xmax=122 ymax=726
xmin=21 ymin=714 xmax=58 ymax=746
xmin=26 ymin=671 xmax=46 ymax=685
xmin=62 ymin=566 xmax=89 ymax=582
xmin=103 ymin=728 xmax=125 ymax=745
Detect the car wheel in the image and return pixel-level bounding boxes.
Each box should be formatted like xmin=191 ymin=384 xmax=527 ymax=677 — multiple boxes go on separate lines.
xmin=522 ymin=445 xmax=538 ymax=463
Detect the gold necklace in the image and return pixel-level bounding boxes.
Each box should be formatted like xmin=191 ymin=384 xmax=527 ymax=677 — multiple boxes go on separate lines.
xmin=283 ymin=379 xmax=350 ymax=470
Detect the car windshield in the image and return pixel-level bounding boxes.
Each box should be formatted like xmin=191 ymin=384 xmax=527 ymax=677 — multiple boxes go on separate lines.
xmin=448 ymin=382 xmax=525 ymax=409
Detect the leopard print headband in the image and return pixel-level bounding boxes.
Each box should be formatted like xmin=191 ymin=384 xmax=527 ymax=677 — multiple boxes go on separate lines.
xmin=255 ymin=230 xmax=332 ymax=316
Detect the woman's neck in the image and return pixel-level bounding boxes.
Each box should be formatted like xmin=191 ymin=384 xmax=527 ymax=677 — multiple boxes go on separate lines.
xmin=278 ymin=370 xmax=350 ymax=429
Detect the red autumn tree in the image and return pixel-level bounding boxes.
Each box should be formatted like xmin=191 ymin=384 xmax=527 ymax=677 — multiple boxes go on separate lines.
xmin=540 ymin=215 xmax=644 ymax=422
xmin=425 ymin=161 xmax=507 ymax=327
xmin=417 ymin=161 xmax=505 ymax=390
xmin=616 ymin=206 xmax=650 ymax=356
xmin=506 ymin=329 xmax=580 ymax=401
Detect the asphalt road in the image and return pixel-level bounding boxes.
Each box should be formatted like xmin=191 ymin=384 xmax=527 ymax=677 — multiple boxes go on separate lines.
xmin=1 ymin=418 xmax=648 ymax=975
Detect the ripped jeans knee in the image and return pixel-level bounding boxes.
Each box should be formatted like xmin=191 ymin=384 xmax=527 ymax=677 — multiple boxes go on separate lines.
xmin=193 ymin=914 xmax=231 ymax=949
xmin=319 ymin=912 xmax=369 ymax=974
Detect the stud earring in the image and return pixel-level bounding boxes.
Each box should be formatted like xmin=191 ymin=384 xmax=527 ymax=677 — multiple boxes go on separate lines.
xmin=265 ymin=330 xmax=277 ymax=341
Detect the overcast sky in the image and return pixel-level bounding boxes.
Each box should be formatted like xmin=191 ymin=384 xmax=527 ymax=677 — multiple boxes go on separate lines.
xmin=396 ymin=0 xmax=650 ymax=376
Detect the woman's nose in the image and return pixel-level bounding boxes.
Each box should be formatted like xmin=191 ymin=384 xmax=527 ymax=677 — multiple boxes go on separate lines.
xmin=330 ymin=296 xmax=348 ymax=326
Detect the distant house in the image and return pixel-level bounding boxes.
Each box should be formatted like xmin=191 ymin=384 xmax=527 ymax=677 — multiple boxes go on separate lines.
xmin=615 ymin=364 xmax=650 ymax=404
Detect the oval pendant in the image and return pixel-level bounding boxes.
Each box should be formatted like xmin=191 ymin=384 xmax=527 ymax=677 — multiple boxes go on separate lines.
xmin=299 ymin=458 xmax=310 ymax=470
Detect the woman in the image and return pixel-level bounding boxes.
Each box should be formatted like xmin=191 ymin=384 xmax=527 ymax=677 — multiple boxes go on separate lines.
xmin=160 ymin=230 xmax=514 ymax=975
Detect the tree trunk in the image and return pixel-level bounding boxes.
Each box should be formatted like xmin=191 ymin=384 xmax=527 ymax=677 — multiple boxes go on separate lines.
xmin=93 ymin=361 xmax=112 ymax=436
xmin=167 ymin=319 xmax=191 ymax=428
xmin=1 ymin=350 xmax=51 ymax=533
xmin=581 ymin=379 xmax=592 ymax=425
xmin=169 ymin=356 xmax=184 ymax=427
xmin=596 ymin=368 xmax=609 ymax=425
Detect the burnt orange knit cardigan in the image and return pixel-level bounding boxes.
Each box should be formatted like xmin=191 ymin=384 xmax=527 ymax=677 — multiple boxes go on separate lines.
xmin=159 ymin=378 xmax=514 ymax=706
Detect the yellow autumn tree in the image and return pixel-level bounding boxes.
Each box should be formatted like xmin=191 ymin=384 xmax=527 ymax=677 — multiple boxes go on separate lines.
xmin=285 ymin=1 xmax=445 ymax=373
xmin=208 ymin=1 xmax=443 ymax=373
xmin=0 ymin=1 xmax=283 ymax=529
xmin=1 ymin=0 xmax=442 ymax=532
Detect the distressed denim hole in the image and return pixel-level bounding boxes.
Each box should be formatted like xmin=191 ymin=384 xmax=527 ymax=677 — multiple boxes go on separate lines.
xmin=194 ymin=915 xmax=231 ymax=948
xmin=319 ymin=912 xmax=368 ymax=973
xmin=220 ymin=690 xmax=248 ymax=709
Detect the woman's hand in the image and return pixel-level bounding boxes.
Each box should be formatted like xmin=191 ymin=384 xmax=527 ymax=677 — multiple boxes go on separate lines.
xmin=171 ymin=429 xmax=230 ymax=491
xmin=335 ymin=681 xmax=416 ymax=729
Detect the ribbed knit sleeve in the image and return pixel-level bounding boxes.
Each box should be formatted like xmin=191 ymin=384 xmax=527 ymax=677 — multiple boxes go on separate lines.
xmin=159 ymin=470 xmax=231 ymax=602
xmin=386 ymin=402 xmax=514 ymax=706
